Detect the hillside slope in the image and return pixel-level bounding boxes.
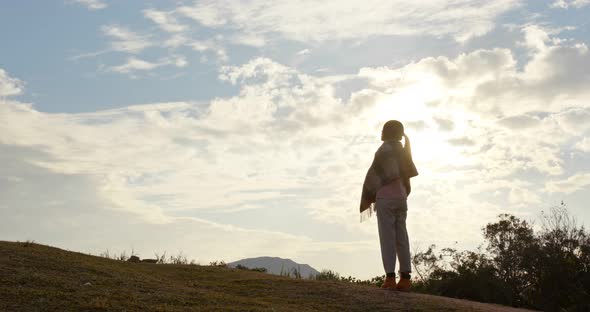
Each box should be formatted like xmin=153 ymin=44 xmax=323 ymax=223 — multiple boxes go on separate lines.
xmin=0 ymin=241 xmax=534 ymax=311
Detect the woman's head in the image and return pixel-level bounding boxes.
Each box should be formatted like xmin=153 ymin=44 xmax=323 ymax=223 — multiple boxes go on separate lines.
xmin=381 ymin=120 xmax=404 ymax=141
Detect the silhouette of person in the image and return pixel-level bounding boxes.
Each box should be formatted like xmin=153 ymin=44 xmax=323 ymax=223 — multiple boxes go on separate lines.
xmin=360 ymin=120 xmax=418 ymax=291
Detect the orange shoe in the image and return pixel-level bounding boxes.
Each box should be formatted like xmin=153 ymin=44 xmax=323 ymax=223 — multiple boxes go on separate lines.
xmin=396 ymin=278 xmax=411 ymax=291
xmin=381 ymin=276 xmax=396 ymax=289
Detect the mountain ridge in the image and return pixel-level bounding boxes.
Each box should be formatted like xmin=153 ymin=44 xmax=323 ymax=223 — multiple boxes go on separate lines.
xmin=228 ymin=256 xmax=320 ymax=278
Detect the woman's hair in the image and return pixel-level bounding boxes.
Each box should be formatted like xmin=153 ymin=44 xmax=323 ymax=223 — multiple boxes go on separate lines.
xmin=381 ymin=120 xmax=414 ymax=169
xmin=381 ymin=120 xmax=404 ymax=141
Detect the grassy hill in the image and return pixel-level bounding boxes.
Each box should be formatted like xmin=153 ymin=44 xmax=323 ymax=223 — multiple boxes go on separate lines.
xmin=0 ymin=241 xmax=534 ymax=311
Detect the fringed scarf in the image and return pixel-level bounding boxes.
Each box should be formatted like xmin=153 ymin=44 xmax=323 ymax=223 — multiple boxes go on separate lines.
xmin=359 ymin=136 xmax=418 ymax=222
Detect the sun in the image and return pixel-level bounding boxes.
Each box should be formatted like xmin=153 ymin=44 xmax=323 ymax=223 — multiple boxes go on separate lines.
xmin=369 ymin=72 xmax=477 ymax=171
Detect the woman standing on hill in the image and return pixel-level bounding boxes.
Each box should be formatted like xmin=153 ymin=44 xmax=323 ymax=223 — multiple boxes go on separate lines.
xmin=360 ymin=120 xmax=418 ymax=291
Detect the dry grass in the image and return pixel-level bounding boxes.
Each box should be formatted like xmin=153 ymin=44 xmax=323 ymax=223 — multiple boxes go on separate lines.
xmin=0 ymin=241 xmax=536 ymax=311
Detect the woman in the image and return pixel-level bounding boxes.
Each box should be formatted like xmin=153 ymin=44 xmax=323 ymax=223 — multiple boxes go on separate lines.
xmin=360 ymin=120 xmax=418 ymax=291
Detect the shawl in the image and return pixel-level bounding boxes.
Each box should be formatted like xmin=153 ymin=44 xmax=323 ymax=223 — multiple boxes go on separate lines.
xmin=359 ymin=139 xmax=418 ymax=222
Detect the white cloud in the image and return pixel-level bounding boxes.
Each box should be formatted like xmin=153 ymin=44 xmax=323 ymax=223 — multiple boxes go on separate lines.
xmin=356 ymin=26 xmax=590 ymax=182
xmin=0 ymin=69 xmax=24 ymax=97
xmin=101 ymin=25 xmax=152 ymax=54
xmin=177 ymin=4 xmax=228 ymax=27
xmin=143 ymin=9 xmax=187 ymax=33
xmin=551 ymin=0 xmax=590 ymax=8
xmin=0 ymin=150 xmax=368 ymax=275
xmin=522 ymin=25 xmax=551 ymax=51
xmin=545 ymin=173 xmax=590 ymax=194
xmin=359 ymin=27 xmax=590 ymax=119
xmin=553 ymin=108 xmax=590 ymax=135
xmin=230 ymin=33 xmax=266 ymax=47
xmin=297 ymin=49 xmax=311 ymax=56
xmin=107 ymin=56 xmax=187 ymax=74
xmin=164 ymin=34 xmax=190 ymax=48
xmin=176 ymin=0 xmax=522 ymax=42
xmin=3 ymin=39 xmax=577 ymax=250
xmin=108 ymin=57 xmax=162 ymax=73
xmin=575 ymin=137 xmax=590 ymax=152
xmin=4 ymin=23 xmax=590 ymax=279
xmin=69 ymin=0 xmax=107 ymax=10
xmin=190 ymin=40 xmax=228 ymax=62
xmin=173 ymin=56 xmax=188 ymax=67
xmin=509 ymin=185 xmax=542 ymax=206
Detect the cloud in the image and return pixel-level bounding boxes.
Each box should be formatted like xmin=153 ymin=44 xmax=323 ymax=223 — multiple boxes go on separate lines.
xmin=230 ymin=33 xmax=266 ymax=47
xmin=509 ymin=184 xmax=542 ymax=206
xmin=448 ymin=137 xmax=476 ymax=146
xmin=497 ymin=115 xmax=541 ymax=129
xmin=297 ymin=49 xmax=311 ymax=56
xmin=0 ymin=69 xmax=24 ymax=97
xmin=0 ymin=146 xmax=367 ymax=275
xmin=177 ymin=4 xmax=228 ymax=27
xmin=434 ymin=117 xmax=455 ymax=131
xmin=163 ymin=34 xmax=190 ymax=48
xmin=4 ymin=23 xmax=590 ymax=278
xmin=0 ymin=67 xmax=383 ymax=276
xmin=522 ymin=25 xmax=552 ymax=51
xmin=91 ymin=0 xmax=521 ymax=71
xmin=575 ymin=137 xmax=590 ymax=152
xmin=357 ymin=26 xmax=590 ymax=181
xmin=545 ymin=173 xmax=590 ymax=194
xmin=101 ymin=25 xmax=152 ymax=54
xmin=175 ymin=0 xmax=522 ymax=43
xmin=69 ymin=0 xmax=107 ymax=10
xmin=551 ymin=0 xmax=590 ymax=8
xmin=107 ymin=56 xmax=187 ymax=74
xmin=143 ymin=9 xmax=187 ymax=33
xmin=190 ymin=40 xmax=228 ymax=62
xmin=553 ymin=108 xmax=590 ymax=135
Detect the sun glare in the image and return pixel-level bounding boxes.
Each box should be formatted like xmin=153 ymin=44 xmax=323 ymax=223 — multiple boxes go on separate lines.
xmin=372 ymin=80 xmax=474 ymax=172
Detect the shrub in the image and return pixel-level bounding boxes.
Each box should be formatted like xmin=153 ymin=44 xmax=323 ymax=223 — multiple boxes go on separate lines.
xmin=209 ymin=260 xmax=227 ymax=267
xmin=411 ymin=203 xmax=590 ymax=311
xmin=169 ymin=251 xmax=188 ymax=265
xmin=313 ymin=269 xmax=341 ymax=281
xmin=235 ymin=264 xmax=267 ymax=272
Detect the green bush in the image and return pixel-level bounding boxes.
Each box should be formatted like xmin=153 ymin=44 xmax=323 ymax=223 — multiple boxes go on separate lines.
xmin=412 ymin=204 xmax=590 ymax=310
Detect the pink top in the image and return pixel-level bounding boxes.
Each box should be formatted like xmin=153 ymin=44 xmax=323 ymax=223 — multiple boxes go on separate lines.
xmin=376 ymin=178 xmax=407 ymax=200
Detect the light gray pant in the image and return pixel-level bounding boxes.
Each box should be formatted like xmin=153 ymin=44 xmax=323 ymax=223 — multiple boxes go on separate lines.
xmin=376 ymin=198 xmax=411 ymax=274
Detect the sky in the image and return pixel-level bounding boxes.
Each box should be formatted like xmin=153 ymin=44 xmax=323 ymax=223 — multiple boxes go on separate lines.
xmin=1 ymin=0 xmax=590 ymax=279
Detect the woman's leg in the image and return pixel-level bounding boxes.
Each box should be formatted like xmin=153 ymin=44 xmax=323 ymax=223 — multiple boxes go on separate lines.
xmin=394 ymin=201 xmax=411 ymax=275
xmin=376 ymin=198 xmax=397 ymax=275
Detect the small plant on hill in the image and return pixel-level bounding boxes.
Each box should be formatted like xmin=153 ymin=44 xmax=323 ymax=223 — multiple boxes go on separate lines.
xmin=99 ymin=249 xmax=112 ymax=259
xmin=279 ymin=264 xmax=290 ymax=277
xmin=310 ymin=270 xmax=385 ymax=287
xmin=116 ymin=250 xmax=129 ymax=262
xmin=235 ymin=264 xmax=268 ymax=273
xmin=20 ymin=240 xmax=35 ymax=247
xmin=292 ymin=265 xmax=302 ymax=279
xmin=209 ymin=260 xmax=227 ymax=267
xmin=97 ymin=249 xmax=138 ymax=262
xmin=169 ymin=251 xmax=188 ymax=265
xmin=154 ymin=252 xmax=167 ymax=264
xmin=314 ymin=269 xmax=341 ymax=281
xmin=250 ymin=267 xmax=267 ymax=273
xmin=278 ymin=264 xmax=302 ymax=278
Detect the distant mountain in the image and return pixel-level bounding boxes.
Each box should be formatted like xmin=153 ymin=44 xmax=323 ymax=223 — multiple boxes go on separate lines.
xmin=228 ymin=256 xmax=320 ymax=278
